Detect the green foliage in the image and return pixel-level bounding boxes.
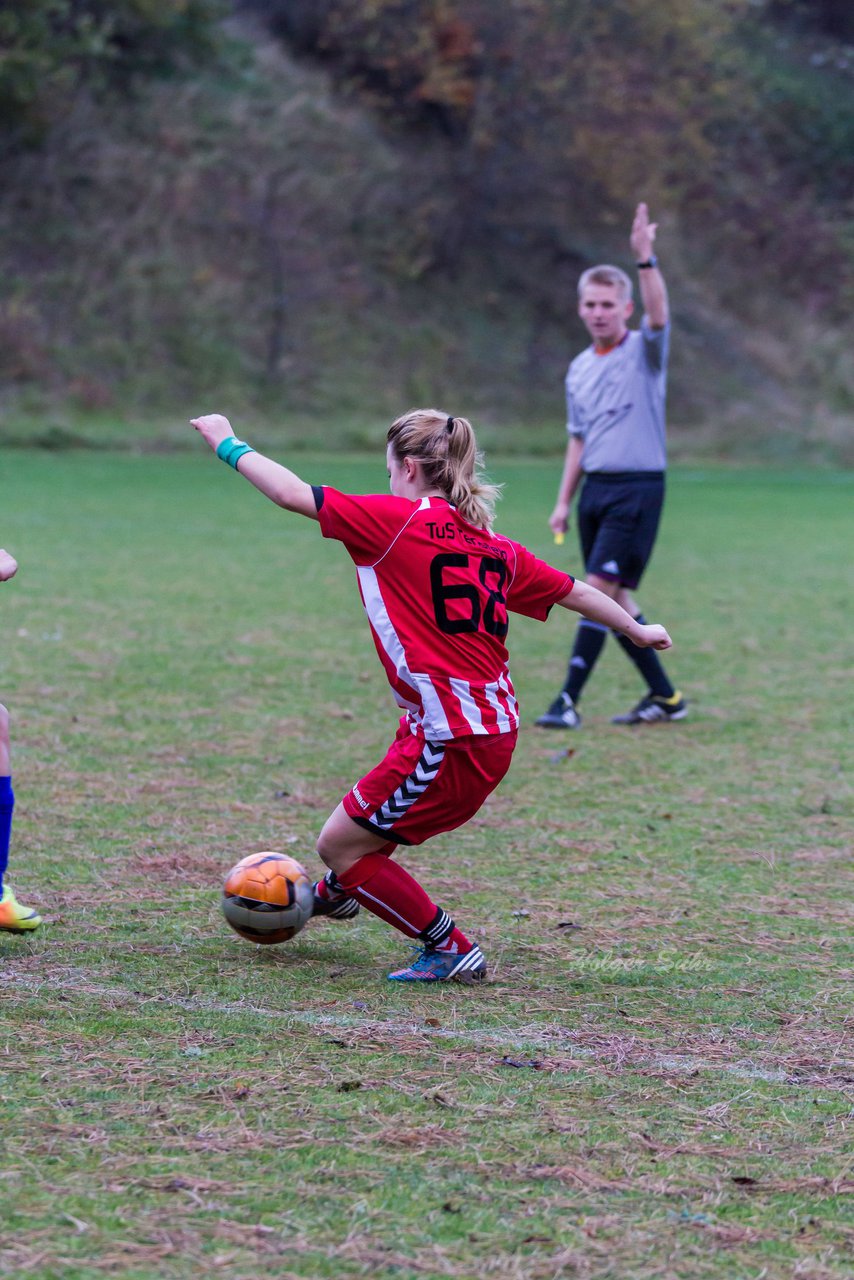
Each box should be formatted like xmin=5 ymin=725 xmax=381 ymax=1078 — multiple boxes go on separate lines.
xmin=737 ymin=20 xmax=854 ymax=202
xmin=243 ymin=0 xmax=853 ymax=317
xmin=0 ymin=1 xmax=851 ymax=448
xmin=0 ymin=0 xmax=227 ymax=150
xmin=767 ymin=0 xmax=854 ymax=41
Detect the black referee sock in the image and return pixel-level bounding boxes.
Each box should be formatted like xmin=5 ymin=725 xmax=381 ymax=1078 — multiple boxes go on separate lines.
xmin=613 ymin=613 xmax=675 ymax=699
xmin=564 ymin=619 xmax=609 ymax=702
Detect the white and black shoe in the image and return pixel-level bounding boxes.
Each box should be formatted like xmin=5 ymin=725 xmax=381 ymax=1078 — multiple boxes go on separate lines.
xmin=535 ymin=692 xmax=582 ymax=730
xmin=611 ymin=691 xmax=687 ymax=724
xmin=311 ymin=882 xmax=360 ymax=920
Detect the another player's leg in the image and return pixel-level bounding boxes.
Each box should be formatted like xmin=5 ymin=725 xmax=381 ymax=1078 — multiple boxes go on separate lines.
xmin=605 ymin=552 xmax=686 ymax=725
xmin=611 ymin=610 xmax=686 ymax=723
xmin=536 ymin=486 xmax=604 ymax=729
xmin=587 ymin=477 xmax=686 ymax=725
xmin=535 ymin=618 xmax=606 ymax=728
xmin=0 ymin=703 xmax=41 ymax=933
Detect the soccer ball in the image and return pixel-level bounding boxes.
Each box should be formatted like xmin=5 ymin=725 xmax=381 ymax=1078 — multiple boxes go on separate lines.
xmin=221 ymin=851 xmax=314 ymax=945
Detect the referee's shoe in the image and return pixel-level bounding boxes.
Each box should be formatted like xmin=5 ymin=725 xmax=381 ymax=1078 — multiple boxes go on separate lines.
xmin=612 ymin=690 xmax=687 ymax=724
xmin=535 ymin=693 xmax=582 ymax=730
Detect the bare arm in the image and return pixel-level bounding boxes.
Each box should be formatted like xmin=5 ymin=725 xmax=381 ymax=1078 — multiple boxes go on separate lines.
xmin=549 ymin=434 xmax=584 ymax=536
xmin=630 ymin=202 xmax=669 ymax=331
xmin=190 ymin=415 xmax=319 ymax=519
xmin=558 ymin=578 xmax=672 ymax=650
xmin=0 ymin=550 xmax=18 ymax=582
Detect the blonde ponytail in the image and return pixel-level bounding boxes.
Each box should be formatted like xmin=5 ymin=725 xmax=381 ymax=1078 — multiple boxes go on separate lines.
xmin=387 ymin=409 xmax=501 ymax=529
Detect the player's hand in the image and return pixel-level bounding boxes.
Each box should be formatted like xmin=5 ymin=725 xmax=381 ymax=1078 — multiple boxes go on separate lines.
xmin=0 ymin=549 xmax=18 ymax=582
xmin=633 ymin=622 xmax=672 ymax=651
xmin=190 ymin=413 xmax=235 ymax=452
xmin=630 ymin=202 xmax=657 ymax=262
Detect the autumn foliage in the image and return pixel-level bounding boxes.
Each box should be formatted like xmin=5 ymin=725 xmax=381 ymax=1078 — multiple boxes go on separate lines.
xmin=0 ymin=0 xmax=851 ymax=444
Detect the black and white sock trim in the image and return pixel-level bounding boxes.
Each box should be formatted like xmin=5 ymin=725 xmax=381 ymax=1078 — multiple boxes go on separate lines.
xmin=313 ymin=870 xmax=360 ymax=919
xmin=420 ymin=906 xmax=454 ymax=949
xmin=323 ymin=869 xmax=346 ymax=897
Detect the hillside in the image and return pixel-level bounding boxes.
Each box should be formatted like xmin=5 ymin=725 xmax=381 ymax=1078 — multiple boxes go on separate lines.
xmin=0 ymin=1 xmax=852 ymax=461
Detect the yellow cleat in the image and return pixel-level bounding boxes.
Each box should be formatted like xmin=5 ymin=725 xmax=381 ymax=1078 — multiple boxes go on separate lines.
xmin=0 ymin=885 xmax=42 ymax=932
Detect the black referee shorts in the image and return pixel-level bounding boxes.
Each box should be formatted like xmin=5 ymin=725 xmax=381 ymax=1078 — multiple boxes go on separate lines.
xmin=577 ymin=471 xmax=665 ymax=590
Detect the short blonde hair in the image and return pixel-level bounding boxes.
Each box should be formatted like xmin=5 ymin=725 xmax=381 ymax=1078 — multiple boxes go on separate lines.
xmin=578 ymin=264 xmax=633 ymax=303
xmin=387 ymin=408 xmax=501 ymax=530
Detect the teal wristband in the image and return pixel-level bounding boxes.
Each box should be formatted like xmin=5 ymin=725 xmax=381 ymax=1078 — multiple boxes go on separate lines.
xmin=216 ymin=436 xmax=255 ymax=469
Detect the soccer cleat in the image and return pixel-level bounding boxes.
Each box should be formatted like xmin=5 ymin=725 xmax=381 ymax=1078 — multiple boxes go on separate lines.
xmin=611 ymin=690 xmax=687 ymax=725
xmin=311 ymin=882 xmax=360 ymax=920
xmin=387 ymin=944 xmax=487 ymax=984
xmin=535 ymin=692 xmax=582 ymax=730
xmin=0 ymin=886 xmax=42 ymax=932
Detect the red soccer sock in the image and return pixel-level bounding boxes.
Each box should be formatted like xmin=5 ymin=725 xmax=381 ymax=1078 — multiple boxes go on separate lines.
xmin=338 ymin=853 xmax=472 ymax=951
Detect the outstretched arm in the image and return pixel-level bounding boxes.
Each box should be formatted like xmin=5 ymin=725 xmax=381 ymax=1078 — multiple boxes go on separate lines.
xmin=191 ymin=414 xmax=319 ymax=519
xmin=630 ymin=202 xmax=669 ymax=331
xmin=558 ymin=579 xmax=672 ymax=650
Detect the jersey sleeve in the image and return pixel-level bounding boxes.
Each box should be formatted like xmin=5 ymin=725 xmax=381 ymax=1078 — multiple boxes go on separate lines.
xmin=501 ymin=538 xmax=575 ymax=621
xmin=565 ymin=362 xmax=588 ymax=438
xmin=640 ymin=315 xmax=670 ymax=373
xmin=316 ymin=488 xmax=412 ymax=565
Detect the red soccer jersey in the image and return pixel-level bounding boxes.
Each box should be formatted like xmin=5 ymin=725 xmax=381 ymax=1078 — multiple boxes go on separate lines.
xmin=317 ymin=489 xmax=574 ymax=741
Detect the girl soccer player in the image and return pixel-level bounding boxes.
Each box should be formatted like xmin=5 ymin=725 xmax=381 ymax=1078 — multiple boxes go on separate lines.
xmin=191 ymin=409 xmax=671 ymax=983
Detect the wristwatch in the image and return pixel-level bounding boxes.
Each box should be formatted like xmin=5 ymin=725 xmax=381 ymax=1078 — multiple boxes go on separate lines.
xmin=636 ymin=255 xmax=658 ymax=269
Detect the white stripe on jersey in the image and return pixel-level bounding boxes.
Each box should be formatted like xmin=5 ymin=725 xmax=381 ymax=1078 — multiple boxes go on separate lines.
xmin=358 ymin=565 xmax=452 ymax=735
xmin=413 ymin=674 xmax=452 ymax=739
xmin=357 ymin=565 xmax=420 ymax=714
xmin=484 ymin=679 xmax=514 ymax=733
xmin=449 ymin=678 xmax=488 ymax=735
xmin=498 ymin=671 xmax=519 ymax=723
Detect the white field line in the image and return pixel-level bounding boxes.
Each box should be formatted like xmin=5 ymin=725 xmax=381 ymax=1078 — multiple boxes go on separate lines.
xmin=4 ymin=967 xmax=849 ymax=1089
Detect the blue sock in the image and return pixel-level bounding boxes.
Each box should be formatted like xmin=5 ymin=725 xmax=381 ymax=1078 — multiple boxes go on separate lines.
xmin=0 ymin=776 xmax=13 ymax=895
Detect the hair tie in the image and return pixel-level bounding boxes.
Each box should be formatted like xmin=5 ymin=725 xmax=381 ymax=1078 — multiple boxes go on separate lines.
xmin=446 ymin=417 xmax=454 ymax=433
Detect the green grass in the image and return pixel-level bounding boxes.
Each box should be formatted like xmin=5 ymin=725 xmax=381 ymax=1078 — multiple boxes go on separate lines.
xmin=1 ymin=450 xmax=852 ymax=1279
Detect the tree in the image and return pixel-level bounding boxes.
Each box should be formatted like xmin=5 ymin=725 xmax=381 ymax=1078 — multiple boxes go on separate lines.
xmin=0 ymin=0 xmax=227 ymax=152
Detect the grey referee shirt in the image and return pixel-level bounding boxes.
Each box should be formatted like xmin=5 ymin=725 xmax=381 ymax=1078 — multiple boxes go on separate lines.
xmin=566 ymin=316 xmax=670 ymax=473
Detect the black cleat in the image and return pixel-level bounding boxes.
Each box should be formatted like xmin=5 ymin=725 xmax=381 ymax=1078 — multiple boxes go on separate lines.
xmin=535 ymin=693 xmax=582 ymax=730
xmin=311 ymin=883 xmax=360 ymax=920
xmin=611 ymin=691 xmax=687 ymax=724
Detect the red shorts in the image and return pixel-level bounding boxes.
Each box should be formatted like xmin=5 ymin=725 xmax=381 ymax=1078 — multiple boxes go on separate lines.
xmin=342 ymin=719 xmax=517 ymax=846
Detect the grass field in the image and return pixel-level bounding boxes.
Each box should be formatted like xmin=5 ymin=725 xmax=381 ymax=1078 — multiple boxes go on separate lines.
xmin=1 ymin=448 xmax=852 ymax=1280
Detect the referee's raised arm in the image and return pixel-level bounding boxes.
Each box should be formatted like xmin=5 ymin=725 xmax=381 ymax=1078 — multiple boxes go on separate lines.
xmin=630 ymin=202 xmax=669 ymax=330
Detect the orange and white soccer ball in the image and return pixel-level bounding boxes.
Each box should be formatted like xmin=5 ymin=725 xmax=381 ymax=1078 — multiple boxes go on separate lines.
xmin=221 ymin=851 xmax=314 ymax=945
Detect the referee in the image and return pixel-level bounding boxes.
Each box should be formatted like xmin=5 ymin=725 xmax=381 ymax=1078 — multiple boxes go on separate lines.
xmin=536 ymin=203 xmax=686 ymax=729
